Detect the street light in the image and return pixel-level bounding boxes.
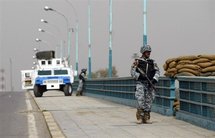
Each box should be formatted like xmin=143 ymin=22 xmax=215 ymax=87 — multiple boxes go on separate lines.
xmin=33 ymin=48 xmax=39 ymax=52
xmin=88 ymin=0 xmax=92 ymax=79
xmin=143 ymin=0 xmax=148 ymax=46
xmin=41 ymin=19 xmax=48 ymax=24
xmin=38 ymin=28 xmax=45 ymax=32
xmin=35 ymin=38 xmax=41 ymax=42
xmin=108 ymin=0 xmax=113 ymax=78
xmin=44 ymin=6 xmax=71 ymax=65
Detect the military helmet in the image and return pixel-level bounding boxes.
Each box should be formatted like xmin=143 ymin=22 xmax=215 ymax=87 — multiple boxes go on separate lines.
xmin=81 ymin=68 xmax=87 ymax=73
xmin=140 ymin=45 xmax=151 ymax=53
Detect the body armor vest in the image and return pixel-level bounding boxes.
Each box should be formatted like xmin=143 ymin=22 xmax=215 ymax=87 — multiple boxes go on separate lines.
xmin=136 ymin=59 xmax=155 ymax=81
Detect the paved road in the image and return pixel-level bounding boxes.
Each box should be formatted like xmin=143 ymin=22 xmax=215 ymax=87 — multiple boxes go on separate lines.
xmin=0 ymin=91 xmax=51 ymax=138
xmin=32 ymin=90 xmax=215 ymax=138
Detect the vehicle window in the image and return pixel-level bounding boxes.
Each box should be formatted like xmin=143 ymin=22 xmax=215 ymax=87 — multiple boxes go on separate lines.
xmin=48 ymin=60 xmax=52 ymax=65
xmin=41 ymin=61 xmax=46 ymax=65
xmin=25 ymin=73 xmax=30 ymax=77
xmin=56 ymin=60 xmax=61 ymax=64
xmin=38 ymin=70 xmax=51 ymax=75
xmin=54 ymin=70 xmax=68 ymax=75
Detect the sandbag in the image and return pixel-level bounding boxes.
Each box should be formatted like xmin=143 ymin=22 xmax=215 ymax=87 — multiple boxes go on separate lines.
xmin=166 ymin=58 xmax=177 ymax=65
xmin=198 ymin=55 xmax=215 ymax=60
xmin=200 ymin=72 xmax=212 ymax=76
xmin=166 ymin=68 xmax=177 ymax=74
xmin=175 ymin=72 xmax=195 ymax=77
xmin=163 ymin=63 xmax=168 ymax=71
xmin=164 ymin=72 xmax=175 ymax=77
xmin=178 ymin=68 xmax=200 ymax=76
xmin=176 ymin=64 xmax=200 ymax=70
xmin=176 ymin=55 xmax=198 ymax=61
xmin=169 ymin=61 xmax=177 ymax=68
xmin=178 ymin=60 xmax=192 ymax=64
xmin=197 ymin=62 xmax=213 ymax=68
xmin=165 ymin=68 xmax=177 ymax=77
xmin=201 ymin=66 xmax=215 ymax=73
xmin=192 ymin=58 xmax=210 ymax=64
xmin=211 ymin=60 xmax=215 ymax=65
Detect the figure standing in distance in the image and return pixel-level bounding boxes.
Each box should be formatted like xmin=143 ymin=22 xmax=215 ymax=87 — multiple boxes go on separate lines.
xmin=131 ymin=45 xmax=160 ymax=124
xmin=76 ymin=68 xmax=87 ymax=96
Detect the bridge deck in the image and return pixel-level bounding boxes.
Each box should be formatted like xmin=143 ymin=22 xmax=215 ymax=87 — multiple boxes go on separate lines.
xmin=32 ymin=91 xmax=215 ymax=138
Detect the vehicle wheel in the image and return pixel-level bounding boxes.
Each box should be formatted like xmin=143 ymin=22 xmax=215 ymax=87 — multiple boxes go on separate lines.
xmin=34 ymin=85 xmax=43 ymax=97
xmin=63 ymin=84 xmax=73 ymax=96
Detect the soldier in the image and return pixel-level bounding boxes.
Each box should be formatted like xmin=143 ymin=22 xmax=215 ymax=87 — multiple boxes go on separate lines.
xmin=131 ymin=45 xmax=160 ymax=124
xmin=76 ymin=68 xmax=87 ymax=96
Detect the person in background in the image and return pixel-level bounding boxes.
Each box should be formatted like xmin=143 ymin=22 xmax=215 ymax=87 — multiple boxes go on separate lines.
xmin=131 ymin=45 xmax=160 ymax=124
xmin=76 ymin=68 xmax=87 ymax=96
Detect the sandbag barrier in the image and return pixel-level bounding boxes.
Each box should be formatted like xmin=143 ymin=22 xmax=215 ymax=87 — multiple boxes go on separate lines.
xmin=163 ymin=55 xmax=215 ymax=77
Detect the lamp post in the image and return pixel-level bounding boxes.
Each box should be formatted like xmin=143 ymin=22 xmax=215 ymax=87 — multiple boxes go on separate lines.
xmin=9 ymin=58 xmax=13 ymax=91
xmin=44 ymin=6 xmax=71 ymax=65
xmin=108 ymin=0 xmax=113 ymax=78
xmin=143 ymin=0 xmax=147 ymax=46
xmin=88 ymin=0 xmax=92 ymax=79
xmin=64 ymin=0 xmax=79 ymax=73
xmin=40 ymin=19 xmax=65 ymax=58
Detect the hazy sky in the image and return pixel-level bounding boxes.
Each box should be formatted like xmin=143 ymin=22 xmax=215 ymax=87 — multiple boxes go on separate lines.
xmin=1 ymin=0 xmax=215 ymax=91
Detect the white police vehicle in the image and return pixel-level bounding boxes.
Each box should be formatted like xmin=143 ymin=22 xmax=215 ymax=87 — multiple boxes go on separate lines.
xmin=21 ymin=51 xmax=77 ymax=97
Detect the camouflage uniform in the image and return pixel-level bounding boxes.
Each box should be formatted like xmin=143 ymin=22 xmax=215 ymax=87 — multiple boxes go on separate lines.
xmin=131 ymin=45 xmax=160 ymax=123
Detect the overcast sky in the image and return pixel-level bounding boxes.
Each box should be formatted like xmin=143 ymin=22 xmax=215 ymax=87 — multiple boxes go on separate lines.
xmin=1 ymin=0 xmax=215 ymax=91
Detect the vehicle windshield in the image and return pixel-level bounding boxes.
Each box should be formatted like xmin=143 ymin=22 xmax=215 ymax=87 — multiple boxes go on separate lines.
xmin=54 ymin=70 xmax=68 ymax=75
xmin=38 ymin=70 xmax=52 ymax=75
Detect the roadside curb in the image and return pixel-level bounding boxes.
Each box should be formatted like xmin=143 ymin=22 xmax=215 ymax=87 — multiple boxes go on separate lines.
xmin=43 ymin=111 xmax=65 ymax=138
xmin=28 ymin=91 xmax=65 ymax=138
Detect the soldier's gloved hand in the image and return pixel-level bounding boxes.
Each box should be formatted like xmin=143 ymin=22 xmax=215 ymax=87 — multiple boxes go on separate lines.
xmin=132 ymin=60 xmax=139 ymax=67
xmin=152 ymin=79 xmax=157 ymax=85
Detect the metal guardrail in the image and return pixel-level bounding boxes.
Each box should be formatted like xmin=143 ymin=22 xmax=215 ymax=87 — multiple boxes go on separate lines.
xmin=72 ymin=76 xmax=215 ymax=130
xmin=176 ymin=76 xmax=215 ymax=131
xmin=73 ymin=77 xmax=176 ymax=116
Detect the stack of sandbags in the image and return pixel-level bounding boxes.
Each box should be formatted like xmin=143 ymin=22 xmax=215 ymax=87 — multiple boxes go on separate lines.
xmin=163 ymin=55 xmax=215 ymax=77
xmin=198 ymin=55 xmax=215 ymax=76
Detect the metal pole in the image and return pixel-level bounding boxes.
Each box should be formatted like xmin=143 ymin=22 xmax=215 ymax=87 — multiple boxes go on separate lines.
xmin=9 ymin=58 xmax=13 ymax=91
xmin=75 ymin=23 xmax=79 ymax=73
xmin=143 ymin=0 xmax=147 ymax=46
xmin=88 ymin=0 xmax=92 ymax=79
xmin=108 ymin=0 xmax=113 ymax=77
xmin=64 ymin=0 xmax=79 ymax=71
xmin=60 ymin=40 xmax=63 ymax=58
xmin=68 ymin=29 xmax=71 ymax=65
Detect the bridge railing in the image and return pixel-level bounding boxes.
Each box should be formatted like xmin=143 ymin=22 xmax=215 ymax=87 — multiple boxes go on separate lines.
xmin=73 ymin=77 xmax=176 ymax=116
xmin=176 ymin=76 xmax=215 ymax=130
xmin=72 ymin=76 xmax=215 ymax=130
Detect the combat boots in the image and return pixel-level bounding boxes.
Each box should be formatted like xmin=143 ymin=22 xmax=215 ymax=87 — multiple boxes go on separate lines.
xmin=76 ymin=91 xmax=81 ymax=96
xmin=142 ymin=111 xmax=152 ymax=124
xmin=136 ymin=109 xmax=143 ymax=124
